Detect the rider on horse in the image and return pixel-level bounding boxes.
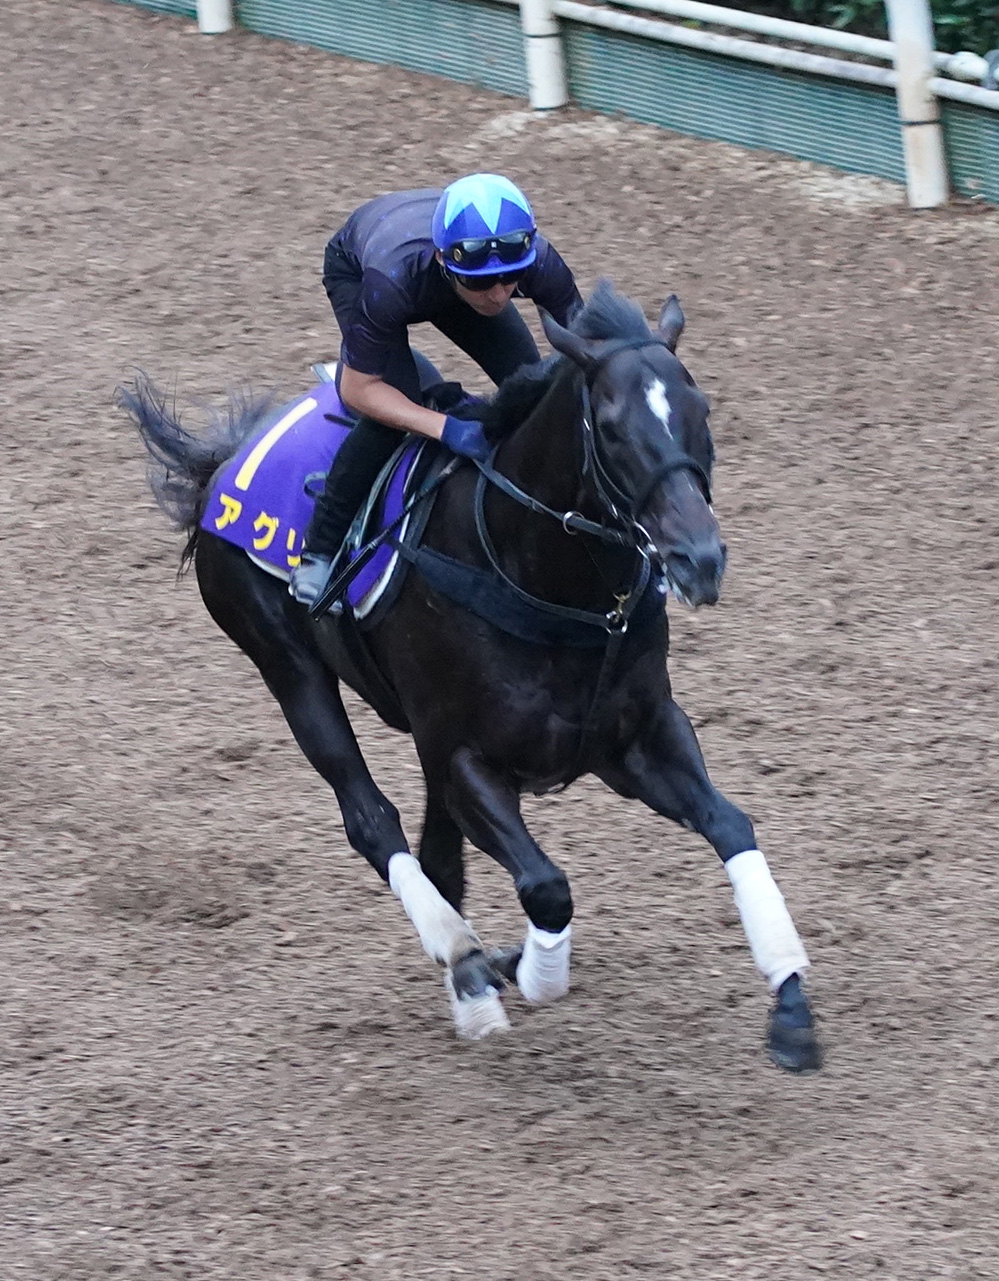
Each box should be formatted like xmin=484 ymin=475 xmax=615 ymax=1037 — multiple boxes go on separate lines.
xmin=289 ymin=172 xmax=583 ymax=606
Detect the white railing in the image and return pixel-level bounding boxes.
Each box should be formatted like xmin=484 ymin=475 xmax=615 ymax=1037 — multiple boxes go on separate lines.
xmin=599 ymin=0 xmax=990 ymax=81
xmin=196 ymin=0 xmax=233 ymax=32
xmin=515 ymin=0 xmax=999 ymax=207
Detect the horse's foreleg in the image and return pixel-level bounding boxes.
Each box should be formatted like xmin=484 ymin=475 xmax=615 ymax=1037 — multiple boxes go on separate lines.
xmin=446 ymin=748 xmax=573 ymax=1006
xmin=418 ymin=791 xmax=465 ymax=911
xmin=411 ymin=790 xmax=512 ymax=1039
xmin=598 ymin=699 xmax=821 ymax=1072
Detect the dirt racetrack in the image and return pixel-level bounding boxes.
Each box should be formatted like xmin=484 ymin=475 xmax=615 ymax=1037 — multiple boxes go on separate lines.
xmin=3 ymin=2 xmax=999 ymax=1277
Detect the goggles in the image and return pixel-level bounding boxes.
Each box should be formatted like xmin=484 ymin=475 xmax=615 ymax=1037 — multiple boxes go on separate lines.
xmin=448 ymin=268 xmax=526 ymax=293
xmin=443 ymin=229 xmax=535 ymax=272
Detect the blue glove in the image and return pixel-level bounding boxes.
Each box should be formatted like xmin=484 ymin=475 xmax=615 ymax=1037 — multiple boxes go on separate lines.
xmin=442 ymin=414 xmax=491 ymax=462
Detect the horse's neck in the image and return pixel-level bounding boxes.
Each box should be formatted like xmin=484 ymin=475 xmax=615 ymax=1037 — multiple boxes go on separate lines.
xmin=498 ymin=367 xmax=590 ymax=515
xmin=487 ymin=367 xmax=627 ymax=608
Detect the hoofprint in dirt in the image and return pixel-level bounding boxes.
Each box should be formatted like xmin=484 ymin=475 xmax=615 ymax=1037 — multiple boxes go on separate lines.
xmin=1 ymin=1 xmax=998 ymax=1279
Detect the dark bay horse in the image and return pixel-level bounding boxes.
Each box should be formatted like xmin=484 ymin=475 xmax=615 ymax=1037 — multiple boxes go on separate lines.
xmin=120 ymin=281 xmax=820 ymax=1070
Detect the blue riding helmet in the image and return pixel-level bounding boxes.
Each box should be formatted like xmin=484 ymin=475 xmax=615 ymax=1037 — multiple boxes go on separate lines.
xmin=432 ymin=173 xmax=538 ymax=277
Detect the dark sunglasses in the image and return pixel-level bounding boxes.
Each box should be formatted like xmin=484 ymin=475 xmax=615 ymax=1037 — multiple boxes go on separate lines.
xmin=449 ymin=268 xmax=525 ymax=292
xmin=443 ymin=229 xmax=535 ymax=272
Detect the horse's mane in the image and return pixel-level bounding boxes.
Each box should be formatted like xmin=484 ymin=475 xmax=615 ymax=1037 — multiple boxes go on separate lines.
xmin=570 ymin=277 xmax=653 ymax=344
xmin=478 ymin=353 xmax=561 ymax=441
xmin=476 ymin=280 xmax=656 ymax=440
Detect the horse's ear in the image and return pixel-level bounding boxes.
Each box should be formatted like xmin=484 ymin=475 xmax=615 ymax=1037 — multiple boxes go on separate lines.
xmin=541 ymin=308 xmax=597 ymax=372
xmin=658 ymin=295 xmax=685 ymax=352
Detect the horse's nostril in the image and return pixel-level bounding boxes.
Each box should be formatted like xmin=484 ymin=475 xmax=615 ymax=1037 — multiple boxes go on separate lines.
xmin=667 ymin=543 xmax=726 ymax=588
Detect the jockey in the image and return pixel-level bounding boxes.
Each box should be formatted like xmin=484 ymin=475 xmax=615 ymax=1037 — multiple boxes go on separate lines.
xmin=290 ymin=172 xmax=583 ymax=607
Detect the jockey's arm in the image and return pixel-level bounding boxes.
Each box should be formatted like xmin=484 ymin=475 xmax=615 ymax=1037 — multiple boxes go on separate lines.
xmin=339 ymin=365 xmax=446 ymax=442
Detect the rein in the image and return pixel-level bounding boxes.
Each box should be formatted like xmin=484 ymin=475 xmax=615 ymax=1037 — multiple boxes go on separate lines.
xmin=470 ymin=335 xmax=707 ymax=634
xmin=309 ymin=456 xmax=459 ymax=618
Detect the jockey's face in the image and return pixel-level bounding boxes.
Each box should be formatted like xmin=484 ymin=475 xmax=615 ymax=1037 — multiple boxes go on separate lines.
xmin=437 ymin=252 xmax=520 ymax=316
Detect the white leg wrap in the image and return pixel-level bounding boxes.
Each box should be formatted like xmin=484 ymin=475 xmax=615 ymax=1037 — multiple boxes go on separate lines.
xmin=445 ymin=971 xmax=511 ymax=1040
xmin=388 ymin=853 xmax=479 ymax=967
xmin=725 ymin=849 xmax=810 ymax=991
xmin=516 ymin=921 xmax=572 ymax=1004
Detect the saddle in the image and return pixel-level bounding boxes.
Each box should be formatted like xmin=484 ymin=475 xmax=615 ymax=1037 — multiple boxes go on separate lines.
xmin=200 ymin=372 xmax=448 ymax=625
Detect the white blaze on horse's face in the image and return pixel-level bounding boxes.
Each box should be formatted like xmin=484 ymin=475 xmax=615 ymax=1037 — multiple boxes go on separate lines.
xmin=646 ymin=378 xmax=673 ymax=438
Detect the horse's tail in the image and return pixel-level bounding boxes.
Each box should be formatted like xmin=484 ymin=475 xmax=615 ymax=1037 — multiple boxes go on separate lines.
xmin=117 ymin=373 xmax=275 ymax=573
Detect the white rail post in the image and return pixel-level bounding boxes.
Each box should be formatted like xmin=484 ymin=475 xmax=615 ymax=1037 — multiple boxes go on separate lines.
xmin=883 ymin=0 xmax=949 ymax=207
xmin=520 ymin=0 xmax=569 ymax=110
xmin=196 ymin=0 xmax=234 ymax=33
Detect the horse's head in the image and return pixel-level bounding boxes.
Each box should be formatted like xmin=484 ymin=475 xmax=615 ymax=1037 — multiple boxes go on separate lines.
xmin=542 ymin=281 xmax=725 ymax=607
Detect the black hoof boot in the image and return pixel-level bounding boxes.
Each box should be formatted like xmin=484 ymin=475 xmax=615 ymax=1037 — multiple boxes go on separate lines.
xmin=451 ymin=949 xmax=506 ymax=1001
xmin=768 ymin=973 xmax=822 ymax=1073
xmin=448 ymin=949 xmax=511 ymax=1039
xmin=486 ymin=945 xmax=523 ymax=985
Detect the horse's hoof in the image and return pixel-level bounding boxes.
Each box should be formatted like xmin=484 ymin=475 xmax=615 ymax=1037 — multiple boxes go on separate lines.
xmin=768 ymin=1022 xmax=823 ymax=1073
xmin=768 ymin=973 xmax=822 ymax=1073
xmin=447 ymin=950 xmax=511 ymax=1040
xmin=486 ymin=945 xmax=523 ymax=984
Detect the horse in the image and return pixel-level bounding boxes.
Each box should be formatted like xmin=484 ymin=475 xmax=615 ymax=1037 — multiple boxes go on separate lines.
xmin=119 ymin=280 xmax=821 ymax=1071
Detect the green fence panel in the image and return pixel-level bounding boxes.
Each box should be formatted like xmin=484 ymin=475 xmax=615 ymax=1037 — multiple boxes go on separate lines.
xmin=563 ymin=22 xmax=907 ymax=183
xmin=237 ymin=0 xmax=527 ymax=97
xmin=943 ymin=100 xmax=999 ymax=202
xmin=117 ymin=0 xmax=196 ymax=16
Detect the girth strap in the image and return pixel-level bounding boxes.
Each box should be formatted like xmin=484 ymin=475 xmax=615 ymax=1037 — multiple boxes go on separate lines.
xmin=390 ymin=540 xmax=658 ymax=648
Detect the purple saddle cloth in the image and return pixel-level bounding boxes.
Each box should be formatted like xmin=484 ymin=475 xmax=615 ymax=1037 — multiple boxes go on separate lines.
xmin=201 ymin=381 xmax=428 ymax=614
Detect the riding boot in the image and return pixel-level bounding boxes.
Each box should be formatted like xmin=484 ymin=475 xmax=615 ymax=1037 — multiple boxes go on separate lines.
xmin=289 ymin=549 xmax=339 ymax=609
xmin=289 ymin=416 xmax=403 ymax=607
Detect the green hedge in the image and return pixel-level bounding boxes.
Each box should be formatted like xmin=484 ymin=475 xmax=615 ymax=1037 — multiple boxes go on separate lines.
xmin=724 ymin=0 xmax=999 ymax=54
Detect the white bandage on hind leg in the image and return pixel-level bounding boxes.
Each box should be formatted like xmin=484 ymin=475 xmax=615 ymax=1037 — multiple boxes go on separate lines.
xmin=725 ymin=849 xmax=810 ymax=991
xmin=388 ymin=853 xmax=479 ymax=967
xmin=516 ymin=921 xmax=571 ymax=1004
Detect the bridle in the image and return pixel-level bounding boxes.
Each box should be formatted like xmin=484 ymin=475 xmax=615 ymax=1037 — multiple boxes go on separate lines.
xmin=577 ymin=337 xmax=712 ymax=523
xmin=472 ymin=335 xmax=712 ymax=631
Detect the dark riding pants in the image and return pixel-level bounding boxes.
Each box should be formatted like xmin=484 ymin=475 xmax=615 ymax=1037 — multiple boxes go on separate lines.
xmin=303 ymin=243 xmax=542 ymax=557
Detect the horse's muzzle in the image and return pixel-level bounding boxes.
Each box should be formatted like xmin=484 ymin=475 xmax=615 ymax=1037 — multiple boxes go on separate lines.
xmin=663 ymin=538 xmax=727 ymax=607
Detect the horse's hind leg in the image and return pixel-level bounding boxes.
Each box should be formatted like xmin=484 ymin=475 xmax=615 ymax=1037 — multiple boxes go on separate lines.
xmin=267 ymin=661 xmax=504 ymax=1036
xmin=197 ymin=543 xmax=486 ymax=1025
xmin=598 ymin=698 xmax=821 ymax=1072
xmin=444 ymin=747 xmax=573 ymax=1006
